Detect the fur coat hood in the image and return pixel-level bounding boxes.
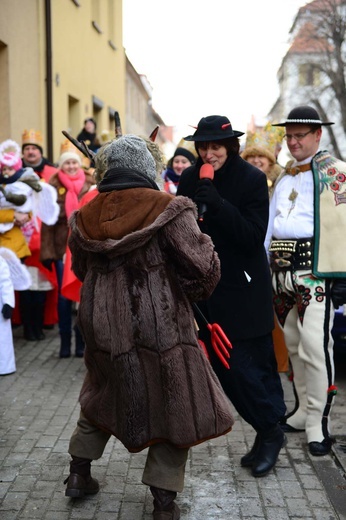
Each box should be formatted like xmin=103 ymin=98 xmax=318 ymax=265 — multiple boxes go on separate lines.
xmin=69 ymin=188 xmax=234 ymax=452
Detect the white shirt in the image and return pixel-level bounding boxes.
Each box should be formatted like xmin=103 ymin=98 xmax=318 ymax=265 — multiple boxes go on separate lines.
xmin=265 ymin=156 xmax=315 ymax=252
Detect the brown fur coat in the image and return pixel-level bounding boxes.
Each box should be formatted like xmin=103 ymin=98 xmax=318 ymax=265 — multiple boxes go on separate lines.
xmin=69 ymin=188 xmax=234 ymax=452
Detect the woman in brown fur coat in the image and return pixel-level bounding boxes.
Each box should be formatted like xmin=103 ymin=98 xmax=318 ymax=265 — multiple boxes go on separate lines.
xmin=64 ymin=135 xmax=234 ymax=519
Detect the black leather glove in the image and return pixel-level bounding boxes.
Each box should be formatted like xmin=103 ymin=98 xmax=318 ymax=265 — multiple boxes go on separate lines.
xmin=42 ymin=259 xmax=54 ymax=271
xmin=331 ymin=279 xmax=346 ymax=308
xmin=194 ymin=179 xmax=223 ymax=214
xmin=2 ymin=304 xmax=13 ymax=320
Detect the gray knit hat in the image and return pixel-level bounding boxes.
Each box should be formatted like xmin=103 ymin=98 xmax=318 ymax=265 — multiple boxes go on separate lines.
xmin=99 ymin=135 xmax=157 ymax=181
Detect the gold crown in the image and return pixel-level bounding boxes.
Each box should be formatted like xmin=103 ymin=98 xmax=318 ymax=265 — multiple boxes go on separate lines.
xmin=176 ymin=138 xmax=198 ymax=158
xmin=60 ymin=138 xmax=91 ymax=170
xmin=22 ymin=129 xmax=43 ymax=147
xmin=245 ymin=122 xmax=285 ymax=155
xmin=60 ymin=138 xmax=81 ymax=155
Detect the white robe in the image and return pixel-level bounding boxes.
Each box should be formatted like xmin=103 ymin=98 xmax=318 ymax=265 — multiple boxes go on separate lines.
xmin=0 ymin=255 xmax=16 ymax=375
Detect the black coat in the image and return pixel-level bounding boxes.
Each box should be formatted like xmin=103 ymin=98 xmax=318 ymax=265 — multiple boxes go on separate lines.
xmin=177 ymin=154 xmax=274 ymax=340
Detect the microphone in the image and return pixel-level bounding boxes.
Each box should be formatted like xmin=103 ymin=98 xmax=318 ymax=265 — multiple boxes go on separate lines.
xmin=198 ymin=163 xmax=214 ymax=222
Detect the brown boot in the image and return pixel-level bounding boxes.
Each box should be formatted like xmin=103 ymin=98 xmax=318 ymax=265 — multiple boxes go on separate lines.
xmin=64 ymin=456 xmax=99 ymax=497
xmin=150 ymin=486 xmax=181 ymax=519
xmin=64 ymin=473 xmax=100 ymax=497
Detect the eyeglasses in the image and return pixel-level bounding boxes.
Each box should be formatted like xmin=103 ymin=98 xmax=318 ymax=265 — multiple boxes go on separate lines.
xmin=283 ymin=130 xmax=314 ymax=142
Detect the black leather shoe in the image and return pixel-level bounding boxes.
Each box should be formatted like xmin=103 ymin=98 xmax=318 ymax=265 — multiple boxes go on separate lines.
xmin=64 ymin=473 xmax=99 ymax=497
xmin=24 ymin=331 xmax=37 ymax=341
xmin=241 ymin=434 xmax=260 ymax=467
xmin=308 ymin=440 xmax=332 ymax=456
xmin=252 ymin=426 xmax=287 ymax=478
xmin=280 ymin=423 xmax=305 ymax=433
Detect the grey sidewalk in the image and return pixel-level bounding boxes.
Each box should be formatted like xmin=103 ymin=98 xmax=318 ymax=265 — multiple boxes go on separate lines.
xmin=1 ymin=327 xmax=346 ymax=519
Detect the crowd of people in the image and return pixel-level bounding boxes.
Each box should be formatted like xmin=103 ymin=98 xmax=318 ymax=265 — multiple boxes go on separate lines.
xmin=1 ymin=105 xmax=346 ymax=519
xmin=0 ymin=127 xmax=97 ymax=369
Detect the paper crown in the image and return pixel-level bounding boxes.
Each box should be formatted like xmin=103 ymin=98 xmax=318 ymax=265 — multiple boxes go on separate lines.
xmin=60 ymin=138 xmax=91 ymax=170
xmin=176 ymin=138 xmax=198 ymax=158
xmin=22 ymin=129 xmax=43 ymax=147
xmin=245 ymin=122 xmax=285 ymax=156
xmin=60 ymin=138 xmax=82 ymax=156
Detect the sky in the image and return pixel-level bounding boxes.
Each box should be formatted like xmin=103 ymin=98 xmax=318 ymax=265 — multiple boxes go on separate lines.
xmin=123 ymin=0 xmax=309 ymax=143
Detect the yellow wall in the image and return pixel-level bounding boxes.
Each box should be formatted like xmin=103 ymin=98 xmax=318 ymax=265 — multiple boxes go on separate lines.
xmin=0 ymin=1 xmax=45 ymax=146
xmin=52 ymin=0 xmax=126 ymax=160
xmin=0 ymin=0 xmax=126 ymax=162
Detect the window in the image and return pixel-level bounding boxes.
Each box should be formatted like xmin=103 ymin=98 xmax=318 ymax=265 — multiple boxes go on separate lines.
xmin=298 ymin=64 xmax=320 ymax=86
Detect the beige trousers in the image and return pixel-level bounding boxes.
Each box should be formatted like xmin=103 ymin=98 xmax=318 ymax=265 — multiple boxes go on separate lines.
xmin=69 ymin=410 xmax=189 ymax=492
xmin=272 ymin=269 xmax=335 ymax=443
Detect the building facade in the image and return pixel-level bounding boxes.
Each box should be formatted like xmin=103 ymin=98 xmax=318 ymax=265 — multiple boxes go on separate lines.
xmin=268 ymin=0 xmax=346 ymax=159
xmin=0 ymin=0 xmax=172 ymax=164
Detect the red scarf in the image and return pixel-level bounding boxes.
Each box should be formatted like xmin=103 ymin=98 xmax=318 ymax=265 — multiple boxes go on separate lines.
xmin=58 ymin=169 xmax=86 ymax=219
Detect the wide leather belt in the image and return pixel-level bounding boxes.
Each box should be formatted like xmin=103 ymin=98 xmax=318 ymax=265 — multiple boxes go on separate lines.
xmin=269 ymin=237 xmax=314 ymax=271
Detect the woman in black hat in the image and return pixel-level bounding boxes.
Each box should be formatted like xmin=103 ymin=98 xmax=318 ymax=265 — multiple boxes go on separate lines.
xmin=177 ymin=115 xmax=287 ymax=478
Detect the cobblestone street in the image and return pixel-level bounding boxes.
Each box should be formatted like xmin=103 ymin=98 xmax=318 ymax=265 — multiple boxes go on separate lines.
xmin=1 ymin=327 xmax=346 ymax=519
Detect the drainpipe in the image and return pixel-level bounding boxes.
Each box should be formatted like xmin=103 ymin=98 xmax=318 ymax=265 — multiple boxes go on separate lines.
xmin=45 ymin=0 xmax=53 ymax=162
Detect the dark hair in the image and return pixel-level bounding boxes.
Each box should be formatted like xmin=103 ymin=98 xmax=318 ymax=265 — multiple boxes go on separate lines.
xmin=84 ymin=118 xmax=97 ymax=129
xmin=308 ymin=124 xmax=321 ymax=132
xmin=195 ymin=137 xmax=240 ymax=157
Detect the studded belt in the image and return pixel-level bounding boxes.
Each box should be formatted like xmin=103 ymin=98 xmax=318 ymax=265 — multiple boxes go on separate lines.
xmin=269 ymin=237 xmax=314 ymax=271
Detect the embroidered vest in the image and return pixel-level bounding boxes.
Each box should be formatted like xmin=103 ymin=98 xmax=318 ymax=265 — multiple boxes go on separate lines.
xmin=311 ymin=150 xmax=346 ymax=278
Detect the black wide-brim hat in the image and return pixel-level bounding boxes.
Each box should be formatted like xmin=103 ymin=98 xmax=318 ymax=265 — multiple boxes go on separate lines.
xmin=184 ymin=115 xmax=244 ymax=141
xmin=272 ymin=105 xmax=334 ymax=126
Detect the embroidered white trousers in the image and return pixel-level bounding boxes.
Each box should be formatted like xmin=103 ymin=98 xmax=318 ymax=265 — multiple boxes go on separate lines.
xmin=272 ymin=269 xmax=335 ymax=443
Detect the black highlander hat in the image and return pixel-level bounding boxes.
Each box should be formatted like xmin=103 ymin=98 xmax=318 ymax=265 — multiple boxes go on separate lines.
xmin=272 ymin=105 xmax=334 ymax=127
xmin=184 ymin=115 xmax=244 ymax=141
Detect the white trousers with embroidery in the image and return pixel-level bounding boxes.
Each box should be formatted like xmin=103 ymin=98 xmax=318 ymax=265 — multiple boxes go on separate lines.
xmin=272 ymin=269 xmax=335 ymax=443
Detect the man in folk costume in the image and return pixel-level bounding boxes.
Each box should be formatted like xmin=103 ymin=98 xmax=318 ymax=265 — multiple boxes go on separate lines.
xmin=265 ymin=105 xmax=346 ymax=456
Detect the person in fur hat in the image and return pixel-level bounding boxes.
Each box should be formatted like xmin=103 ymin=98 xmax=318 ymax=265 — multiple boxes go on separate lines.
xmin=63 ymin=134 xmax=235 ymax=519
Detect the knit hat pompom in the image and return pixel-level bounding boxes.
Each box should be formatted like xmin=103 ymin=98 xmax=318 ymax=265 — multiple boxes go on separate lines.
xmin=95 ymin=135 xmax=157 ymax=183
xmin=0 ymin=139 xmax=22 ymax=172
xmin=58 ymin=152 xmax=82 ymax=169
